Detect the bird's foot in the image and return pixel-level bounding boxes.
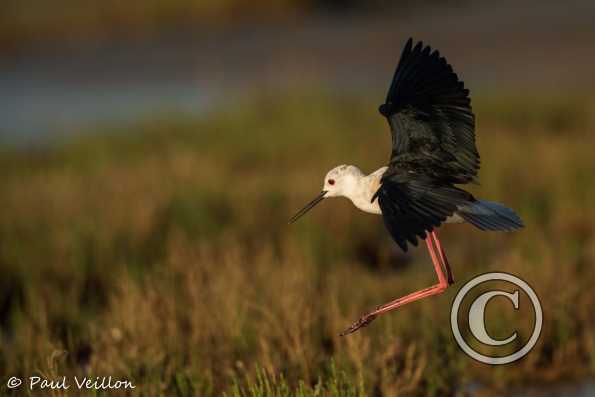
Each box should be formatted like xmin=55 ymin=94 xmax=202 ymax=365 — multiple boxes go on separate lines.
xmin=339 ymin=312 xmax=377 ymax=336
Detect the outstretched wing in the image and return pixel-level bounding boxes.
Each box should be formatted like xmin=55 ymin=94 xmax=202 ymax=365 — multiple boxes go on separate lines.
xmin=379 ymin=38 xmax=479 ymax=184
xmin=375 ymin=38 xmax=478 ymax=251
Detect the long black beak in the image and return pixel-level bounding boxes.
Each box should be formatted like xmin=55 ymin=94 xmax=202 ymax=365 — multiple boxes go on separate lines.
xmin=289 ymin=191 xmax=327 ymax=224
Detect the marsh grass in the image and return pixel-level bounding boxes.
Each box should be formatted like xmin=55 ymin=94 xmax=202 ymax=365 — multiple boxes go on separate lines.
xmin=1 ymin=93 xmax=595 ymax=395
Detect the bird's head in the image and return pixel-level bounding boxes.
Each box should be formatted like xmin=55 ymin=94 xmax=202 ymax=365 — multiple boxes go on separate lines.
xmin=322 ymin=165 xmax=362 ymax=197
xmin=289 ymin=165 xmax=362 ymax=223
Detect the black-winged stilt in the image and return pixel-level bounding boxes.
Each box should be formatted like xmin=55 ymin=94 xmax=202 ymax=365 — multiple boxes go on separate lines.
xmin=289 ymin=38 xmax=523 ymax=335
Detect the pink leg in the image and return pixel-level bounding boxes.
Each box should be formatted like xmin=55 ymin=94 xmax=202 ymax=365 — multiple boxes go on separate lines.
xmin=430 ymin=230 xmax=454 ymax=285
xmin=340 ymin=230 xmax=451 ymax=336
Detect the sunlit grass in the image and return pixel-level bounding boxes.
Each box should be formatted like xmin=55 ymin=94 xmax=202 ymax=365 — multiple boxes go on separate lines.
xmin=1 ymin=93 xmax=594 ymax=396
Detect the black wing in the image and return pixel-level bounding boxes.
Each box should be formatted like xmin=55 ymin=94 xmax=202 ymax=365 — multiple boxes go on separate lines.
xmin=374 ymin=175 xmax=473 ymax=251
xmin=375 ymin=38 xmax=478 ymax=251
xmin=379 ymin=38 xmax=479 ymax=183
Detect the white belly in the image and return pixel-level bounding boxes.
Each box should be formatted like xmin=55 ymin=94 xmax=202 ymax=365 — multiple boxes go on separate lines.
xmin=351 ymin=194 xmax=383 ymax=215
xmin=445 ymin=213 xmax=464 ymax=223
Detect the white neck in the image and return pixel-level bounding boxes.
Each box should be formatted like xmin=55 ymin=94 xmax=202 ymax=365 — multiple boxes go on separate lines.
xmin=343 ymin=166 xmax=387 ymax=215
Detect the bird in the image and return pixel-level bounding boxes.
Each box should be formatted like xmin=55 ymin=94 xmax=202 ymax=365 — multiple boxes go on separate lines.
xmin=289 ymin=38 xmax=524 ymax=336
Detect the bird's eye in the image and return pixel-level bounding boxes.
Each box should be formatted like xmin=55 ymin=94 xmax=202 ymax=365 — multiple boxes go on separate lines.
xmin=328 ymin=179 xmax=335 ymax=185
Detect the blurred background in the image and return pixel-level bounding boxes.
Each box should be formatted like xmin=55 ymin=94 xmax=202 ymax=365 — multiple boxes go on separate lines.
xmin=1 ymin=0 xmax=595 ymax=395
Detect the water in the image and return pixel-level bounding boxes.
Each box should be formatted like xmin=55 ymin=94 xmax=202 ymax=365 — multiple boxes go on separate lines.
xmin=462 ymin=379 xmax=595 ymax=396
xmin=2 ymin=0 xmax=595 ymax=146
xmin=512 ymin=380 xmax=595 ymax=397
xmin=1 ymin=76 xmax=214 ymax=145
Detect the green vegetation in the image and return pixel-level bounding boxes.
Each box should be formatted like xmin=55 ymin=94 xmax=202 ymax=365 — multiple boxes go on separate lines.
xmin=1 ymin=93 xmax=595 ymax=395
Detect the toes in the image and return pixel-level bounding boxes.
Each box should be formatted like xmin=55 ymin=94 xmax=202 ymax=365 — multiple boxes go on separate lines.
xmin=339 ymin=313 xmax=377 ymax=336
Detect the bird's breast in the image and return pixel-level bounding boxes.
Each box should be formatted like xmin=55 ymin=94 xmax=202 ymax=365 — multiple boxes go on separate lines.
xmin=351 ymin=194 xmax=383 ymax=215
xmin=347 ymin=168 xmax=386 ymax=215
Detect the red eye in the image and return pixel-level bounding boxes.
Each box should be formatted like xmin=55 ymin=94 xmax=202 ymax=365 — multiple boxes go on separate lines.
xmin=328 ymin=179 xmax=335 ymax=185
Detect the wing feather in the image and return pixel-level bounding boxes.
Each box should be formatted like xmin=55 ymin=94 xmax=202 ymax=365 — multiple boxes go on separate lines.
xmin=375 ymin=38 xmax=479 ymax=251
xmin=380 ymin=38 xmax=479 ymax=184
xmin=376 ymin=175 xmax=473 ymax=251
